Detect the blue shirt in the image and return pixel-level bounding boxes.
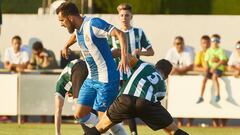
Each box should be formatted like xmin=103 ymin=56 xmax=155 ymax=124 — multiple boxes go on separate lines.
xmin=75 ymin=16 xmax=119 ymax=83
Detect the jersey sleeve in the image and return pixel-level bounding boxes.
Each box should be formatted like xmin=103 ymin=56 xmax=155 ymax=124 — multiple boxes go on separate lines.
xmin=227 ymin=52 xmax=234 ymax=66
xmin=140 ymin=29 xmax=151 ymax=49
xmin=90 ymin=17 xmax=115 ymax=38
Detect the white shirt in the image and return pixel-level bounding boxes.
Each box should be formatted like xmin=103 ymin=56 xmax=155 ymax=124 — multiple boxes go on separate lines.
xmin=228 ymin=50 xmax=240 ymax=66
xmin=4 ymin=47 xmax=29 ymax=64
xmin=165 ymin=46 xmax=194 ymax=67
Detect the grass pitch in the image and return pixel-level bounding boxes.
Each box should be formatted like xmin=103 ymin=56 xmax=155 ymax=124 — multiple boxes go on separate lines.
xmin=0 ymin=123 xmax=239 ymax=135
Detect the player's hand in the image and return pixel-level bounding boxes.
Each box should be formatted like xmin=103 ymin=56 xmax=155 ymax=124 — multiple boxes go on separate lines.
xmin=66 ymin=92 xmax=73 ymax=97
xmin=118 ymin=56 xmax=130 ymax=74
xmin=61 ymin=47 xmax=70 ymax=59
xmin=133 ymin=49 xmax=141 ymax=56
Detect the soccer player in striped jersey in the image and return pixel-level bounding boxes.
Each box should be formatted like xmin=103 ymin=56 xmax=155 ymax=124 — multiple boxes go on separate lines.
xmin=84 ymin=57 xmax=189 ymax=135
xmin=111 ymin=3 xmax=155 ymax=135
xmin=56 ymin=2 xmax=128 ymax=135
xmin=55 ymin=59 xmax=90 ymax=135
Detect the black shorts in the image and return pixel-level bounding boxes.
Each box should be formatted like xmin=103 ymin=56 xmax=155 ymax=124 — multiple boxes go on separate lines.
xmin=107 ymin=95 xmax=173 ymax=130
xmin=206 ymin=69 xmax=223 ymax=79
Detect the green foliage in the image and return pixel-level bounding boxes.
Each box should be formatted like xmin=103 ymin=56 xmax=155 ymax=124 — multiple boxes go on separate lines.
xmin=2 ymin=0 xmax=42 ymax=14
xmin=2 ymin=0 xmax=240 ymax=14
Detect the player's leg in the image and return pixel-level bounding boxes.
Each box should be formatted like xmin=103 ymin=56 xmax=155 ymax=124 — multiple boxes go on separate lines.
xmin=54 ymin=94 xmax=64 ymax=135
xmin=75 ymin=79 xmax=98 ymax=127
xmin=136 ymin=98 xmax=188 ymax=135
xmin=93 ymin=80 xmax=127 ymax=135
xmin=85 ymin=95 xmax=134 ymax=135
xmin=127 ymin=118 xmax=138 ymax=135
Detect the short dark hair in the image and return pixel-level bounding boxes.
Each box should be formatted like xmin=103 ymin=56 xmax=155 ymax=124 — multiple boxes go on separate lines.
xmin=201 ymin=35 xmax=210 ymax=41
xmin=56 ymin=2 xmax=80 ymax=16
xmin=117 ymin=3 xmax=132 ymax=13
xmin=211 ymin=34 xmax=221 ymax=39
xmin=12 ymin=35 xmax=21 ymax=42
xmin=155 ymin=59 xmax=173 ymax=79
xmin=32 ymin=41 xmax=43 ymax=51
xmin=175 ymin=36 xmax=184 ymax=42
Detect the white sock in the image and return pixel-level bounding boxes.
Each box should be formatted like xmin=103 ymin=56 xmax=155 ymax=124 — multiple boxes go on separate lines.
xmin=109 ymin=123 xmax=128 ymax=135
xmin=79 ymin=113 xmax=99 ymax=127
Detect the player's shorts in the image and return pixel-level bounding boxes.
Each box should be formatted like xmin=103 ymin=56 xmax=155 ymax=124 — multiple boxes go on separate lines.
xmin=77 ymin=78 xmax=119 ymax=112
xmin=206 ymin=69 xmax=223 ymax=79
xmin=107 ymin=95 xmax=173 ymax=130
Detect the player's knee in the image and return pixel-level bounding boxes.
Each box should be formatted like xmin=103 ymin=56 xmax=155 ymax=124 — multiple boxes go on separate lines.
xmin=75 ymin=113 xmax=99 ymax=126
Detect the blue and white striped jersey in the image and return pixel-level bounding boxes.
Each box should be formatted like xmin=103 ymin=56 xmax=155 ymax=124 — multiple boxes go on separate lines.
xmin=75 ymin=16 xmax=119 ymax=83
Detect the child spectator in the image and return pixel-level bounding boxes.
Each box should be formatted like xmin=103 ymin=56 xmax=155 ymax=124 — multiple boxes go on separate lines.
xmin=194 ymin=35 xmax=211 ymax=72
xmin=196 ymin=34 xmax=228 ymax=104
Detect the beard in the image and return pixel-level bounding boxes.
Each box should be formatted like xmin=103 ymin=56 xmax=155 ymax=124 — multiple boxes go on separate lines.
xmin=67 ymin=23 xmax=75 ymax=34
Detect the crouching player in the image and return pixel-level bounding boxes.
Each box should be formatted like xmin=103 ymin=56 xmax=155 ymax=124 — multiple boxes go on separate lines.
xmin=84 ymin=58 xmax=189 ymax=135
xmin=55 ymin=59 xmax=90 ymax=135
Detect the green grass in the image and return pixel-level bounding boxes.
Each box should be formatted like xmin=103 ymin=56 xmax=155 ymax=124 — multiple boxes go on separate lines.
xmin=0 ymin=123 xmax=239 ymax=135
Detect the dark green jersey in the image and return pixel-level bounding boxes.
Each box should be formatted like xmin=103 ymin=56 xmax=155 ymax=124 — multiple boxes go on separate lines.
xmin=119 ymin=60 xmax=166 ymax=103
xmin=55 ymin=59 xmax=87 ymax=98
xmin=112 ymin=27 xmax=152 ymax=59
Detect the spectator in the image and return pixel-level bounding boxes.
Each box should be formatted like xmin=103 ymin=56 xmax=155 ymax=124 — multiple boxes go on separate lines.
xmin=165 ymin=36 xmax=194 ymax=75
xmin=196 ymin=34 xmax=228 ymax=104
xmin=28 ymin=41 xmax=58 ymax=69
xmin=3 ymin=35 xmax=29 ymax=72
xmin=228 ymin=41 xmax=240 ymax=77
xmin=165 ymin=36 xmax=194 ymax=127
xmin=194 ymin=35 xmax=211 ymax=72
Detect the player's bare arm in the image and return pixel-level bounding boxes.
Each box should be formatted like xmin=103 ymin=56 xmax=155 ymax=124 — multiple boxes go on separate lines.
xmin=110 ymin=28 xmax=129 ymax=73
xmin=133 ymin=47 xmax=154 ymax=57
xmin=62 ymin=34 xmax=77 ymax=59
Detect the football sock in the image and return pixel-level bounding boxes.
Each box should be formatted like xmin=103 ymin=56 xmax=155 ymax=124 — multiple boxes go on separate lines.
xmin=109 ymin=123 xmax=127 ymax=135
xmin=79 ymin=113 xmax=99 ymax=127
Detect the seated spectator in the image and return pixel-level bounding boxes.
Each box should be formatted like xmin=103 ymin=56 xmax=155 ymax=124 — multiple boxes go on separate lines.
xmin=194 ymin=35 xmax=211 ymax=72
xmin=196 ymin=34 xmax=228 ymax=104
xmin=28 ymin=41 xmax=58 ymax=69
xmin=165 ymin=36 xmax=194 ymax=127
xmin=228 ymin=41 xmax=240 ymax=77
xmin=165 ymin=36 xmax=194 ymax=75
xmin=3 ymin=35 xmax=29 ymax=72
